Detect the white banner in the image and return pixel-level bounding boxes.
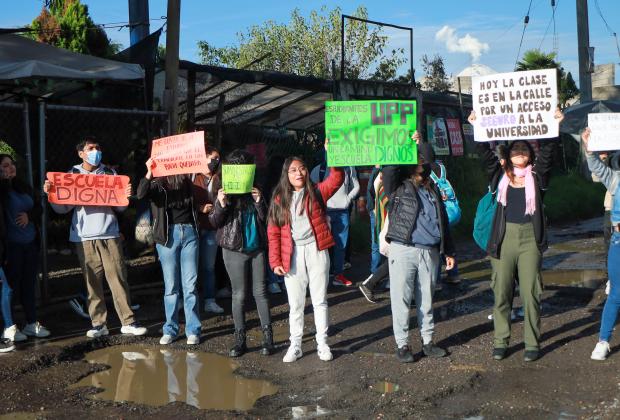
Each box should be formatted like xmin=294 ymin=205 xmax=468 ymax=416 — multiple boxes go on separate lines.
xmin=472 ymin=68 xmax=558 ymax=142
xmin=588 ymin=113 xmax=620 ymax=151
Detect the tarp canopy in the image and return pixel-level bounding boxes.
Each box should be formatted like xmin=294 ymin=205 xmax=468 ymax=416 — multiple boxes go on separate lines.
xmin=0 ymin=34 xmax=144 ymax=81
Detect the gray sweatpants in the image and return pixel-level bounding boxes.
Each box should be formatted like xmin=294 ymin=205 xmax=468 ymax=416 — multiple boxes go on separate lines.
xmin=388 ymin=242 xmax=440 ymax=347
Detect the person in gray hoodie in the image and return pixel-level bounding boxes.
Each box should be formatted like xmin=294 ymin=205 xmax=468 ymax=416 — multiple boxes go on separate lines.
xmin=310 ymin=157 xmax=359 ymax=287
xmin=44 ymin=136 xmax=146 ymax=338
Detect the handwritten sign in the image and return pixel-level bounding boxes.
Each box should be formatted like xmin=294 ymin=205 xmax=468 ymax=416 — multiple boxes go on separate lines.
xmin=150 ymin=131 xmax=208 ymax=177
xmin=426 ymin=116 xmax=450 ymax=156
xmin=47 ymin=172 xmax=129 ymax=207
xmin=446 ymin=118 xmax=464 ymax=157
xmin=325 ymin=100 xmax=417 ymax=166
xmin=472 ymin=69 xmax=558 ymax=141
xmin=222 ymin=164 xmax=255 ymax=194
xmin=588 ymin=113 xmax=620 ymax=151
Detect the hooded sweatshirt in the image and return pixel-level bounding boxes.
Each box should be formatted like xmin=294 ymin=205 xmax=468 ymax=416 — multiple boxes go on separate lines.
xmin=49 ymin=164 xmax=126 ymax=242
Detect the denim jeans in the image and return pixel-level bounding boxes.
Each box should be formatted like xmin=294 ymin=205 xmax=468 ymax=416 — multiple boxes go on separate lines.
xmin=328 ymin=209 xmax=349 ymax=276
xmin=156 ymin=224 xmax=201 ymax=337
xmin=198 ymin=230 xmax=218 ymax=300
xmin=600 ymin=231 xmax=620 ymax=342
xmin=369 ymin=212 xmax=384 ymax=274
xmin=1 ymin=240 xmax=39 ymax=328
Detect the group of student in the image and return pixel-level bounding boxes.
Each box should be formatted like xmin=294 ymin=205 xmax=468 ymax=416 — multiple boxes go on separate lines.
xmin=3 ymin=106 xmax=620 ymax=365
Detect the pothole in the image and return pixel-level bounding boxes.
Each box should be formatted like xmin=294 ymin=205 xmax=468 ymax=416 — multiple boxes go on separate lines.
xmin=70 ymin=345 xmax=278 ymax=411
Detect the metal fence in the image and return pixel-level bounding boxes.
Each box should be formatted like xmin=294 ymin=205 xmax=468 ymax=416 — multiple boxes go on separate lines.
xmin=0 ymin=100 xmax=168 ymax=302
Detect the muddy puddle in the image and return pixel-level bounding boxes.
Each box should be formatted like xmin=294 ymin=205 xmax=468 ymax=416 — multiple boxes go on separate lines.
xmin=542 ymin=269 xmax=606 ymax=289
xmin=370 ymin=381 xmax=399 ymax=393
xmin=70 ymin=345 xmax=278 ymax=411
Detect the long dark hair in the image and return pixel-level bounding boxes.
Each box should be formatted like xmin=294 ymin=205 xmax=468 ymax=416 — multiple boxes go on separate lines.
xmin=0 ymin=154 xmax=31 ymax=197
xmin=268 ymin=156 xmax=322 ymax=227
xmin=502 ymin=140 xmax=536 ymax=183
xmin=163 ymin=174 xmax=192 ymax=209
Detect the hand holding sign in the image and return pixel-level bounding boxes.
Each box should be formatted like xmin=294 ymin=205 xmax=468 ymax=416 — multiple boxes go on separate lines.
xmin=581 ymin=127 xmax=591 ymax=152
xmin=585 ymin=113 xmax=620 ymax=151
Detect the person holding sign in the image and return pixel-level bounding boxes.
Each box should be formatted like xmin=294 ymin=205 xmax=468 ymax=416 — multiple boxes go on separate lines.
xmin=581 ymin=128 xmax=620 ymax=360
xmin=137 ymin=159 xmax=202 ymax=346
xmin=468 ymin=109 xmax=563 ymax=362
xmin=0 ymin=154 xmax=50 ymax=342
xmin=192 ymin=146 xmax=225 ymax=315
xmin=267 ymin=144 xmax=345 ymax=363
xmin=208 ymin=150 xmax=273 ymax=358
xmin=44 ymin=137 xmax=146 ymax=339
xmin=382 ymin=145 xmax=455 ymax=363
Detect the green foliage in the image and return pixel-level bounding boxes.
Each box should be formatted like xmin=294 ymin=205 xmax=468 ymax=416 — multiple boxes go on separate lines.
xmin=0 ymin=141 xmax=17 ymax=160
xmin=420 ymin=54 xmax=451 ymax=92
xmin=544 ymin=173 xmax=605 ymax=224
xmin=515 ymin=49 xmax=579 ymax=108
xmin=29 ymin=0 xmax=118 ymax=58
xmin=197 ymin=6 xmax=406 ymax=81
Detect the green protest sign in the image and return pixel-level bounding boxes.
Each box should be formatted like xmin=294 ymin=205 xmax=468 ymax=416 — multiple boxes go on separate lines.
xmin=222 ymin=164 xmax=256 ymax=194
xmin=325 ymin=100 xmax=418 ymax=167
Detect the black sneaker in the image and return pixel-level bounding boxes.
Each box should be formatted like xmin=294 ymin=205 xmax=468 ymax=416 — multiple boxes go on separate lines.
xmin=396 ymin=345 xmax=414 ymax=363
xmin=524 ymin=350 xmax=539 ymax=362
xmin=358 ymin=284 xmax=376 ymax=303
xmin=0 ymin=338 xmax=15 ymax=353
xmin=422 ymin=342 xmax=447 ymax=358
xmin=492 ymin=347 xmax=507 ymax=360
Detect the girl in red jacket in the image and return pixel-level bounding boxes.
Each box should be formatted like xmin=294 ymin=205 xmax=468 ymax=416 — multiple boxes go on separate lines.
xmin=267 ymin=154 xmax=344 ymax=363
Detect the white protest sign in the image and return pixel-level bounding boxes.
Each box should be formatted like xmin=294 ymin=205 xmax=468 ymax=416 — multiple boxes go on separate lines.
xmin=588 ymin=113 xmax=620 ymax=151
xmin=472 ymin=68 xmax=558 ymax=142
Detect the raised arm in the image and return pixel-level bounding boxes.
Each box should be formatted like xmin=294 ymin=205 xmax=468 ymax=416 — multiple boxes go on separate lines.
xmin=316 ymin=167 xmax=345 ymax=203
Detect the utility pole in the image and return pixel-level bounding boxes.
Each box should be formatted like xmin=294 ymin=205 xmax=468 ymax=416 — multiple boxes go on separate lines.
xmin=164 ymin=0 xmax=180 ymax=134
xmin=128 ymin=0 xmax=150 ymax=46
xmin=576 ymin=0 xmax=592 ymax=102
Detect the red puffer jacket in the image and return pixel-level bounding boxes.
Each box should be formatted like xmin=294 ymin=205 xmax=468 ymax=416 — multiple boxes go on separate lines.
xmin=267 ymin=167 xmax=344 ymax=273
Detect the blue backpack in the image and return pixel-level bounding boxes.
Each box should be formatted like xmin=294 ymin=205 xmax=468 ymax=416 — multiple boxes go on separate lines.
xmin=473 ymin=179 xmax=501 ymax=251
xmin=430 ymin=163 xmax=461 ymax=226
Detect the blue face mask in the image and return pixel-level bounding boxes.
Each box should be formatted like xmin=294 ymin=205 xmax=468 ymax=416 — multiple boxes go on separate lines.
xmin=86 ymin=150 xmax=102 ymax=166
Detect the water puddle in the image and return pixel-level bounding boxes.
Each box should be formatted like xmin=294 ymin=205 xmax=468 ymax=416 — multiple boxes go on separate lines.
xmin=542 ymin=269 xmax=606 ymax=289
xmin=370 ymin=381 xmax=399 ymax=393
xmin=287 ymin=405 xmax=332 ymax=418
xmin=70 ymin=345 xmax=278 ymax=411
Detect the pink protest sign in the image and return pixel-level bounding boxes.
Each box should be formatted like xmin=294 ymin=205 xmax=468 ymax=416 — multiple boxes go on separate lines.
xmin=446 ymin=118 xmax=464 ymax=157
xmin=150 ymin=131 xmax=208 ymax=177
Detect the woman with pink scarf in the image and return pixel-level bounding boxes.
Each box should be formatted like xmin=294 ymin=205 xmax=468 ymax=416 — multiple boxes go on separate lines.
xmin=469 ymin=109 xmax=563 ymax=363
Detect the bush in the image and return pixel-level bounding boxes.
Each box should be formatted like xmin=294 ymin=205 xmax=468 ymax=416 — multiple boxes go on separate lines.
xmin=543 ymin=172 xmax=605 ymax=224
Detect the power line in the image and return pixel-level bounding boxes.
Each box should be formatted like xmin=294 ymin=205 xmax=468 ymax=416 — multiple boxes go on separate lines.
xmin=3 ymin=16 xmax=167 ymax=36
xmin=593 ymin=0 xmax=620 ymax=62
xmin=514 ymin=0 xmax=535 ymax=69
xmin=538 ymin=0 xmax=559 ymax=54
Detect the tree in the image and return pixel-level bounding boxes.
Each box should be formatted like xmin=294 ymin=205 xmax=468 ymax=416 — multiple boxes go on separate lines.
xmin=29 ymin=0 xmax=119 ymax=58
xmin=515 ymin=49 xmax=579 ymax=108
xmin=420 ymin=54 xmax=451 ymax=92
xmin=197 ymin=6 xmax=406 ymax=81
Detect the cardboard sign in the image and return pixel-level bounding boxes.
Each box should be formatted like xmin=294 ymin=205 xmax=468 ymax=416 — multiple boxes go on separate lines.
xmin=588 ymin=113 xmax=620 ymax=151
xmin=325 ymin=100 xmax=417 ymax=166
xmin=222 ymin=164 xmax=256 ymax=194
xmin=150 ymin=131 xmax=208 ymax=177
xmin=426 ymin=116 xmax=450 ymax=156
xmin=446 ymin=118 xmax=464 ymax=157
xmin=47 ymin=172 xmax=129 ymax=207
xmin=472 ymin=69 xmax=558 ymax=141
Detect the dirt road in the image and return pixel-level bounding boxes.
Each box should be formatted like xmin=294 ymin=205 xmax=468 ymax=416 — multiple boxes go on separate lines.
xmin=0 ymin=218 xmax=617 ymax=419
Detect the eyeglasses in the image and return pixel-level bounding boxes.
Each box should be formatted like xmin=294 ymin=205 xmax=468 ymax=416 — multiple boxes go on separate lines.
xmin=288 ymin=166 xmax=307 ymax=174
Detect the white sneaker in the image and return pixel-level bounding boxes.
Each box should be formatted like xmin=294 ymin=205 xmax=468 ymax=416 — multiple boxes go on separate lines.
xmin=159 ymin=334 xmax=175 ymax=345
xmin=204 ymin=299 xmax=224 ymax=314
xmin=0 ymin=338 xmax=15 ymax=353
xmin=268 ymin=283 xmax=282 ymax=294
xmin=3 ymin=325 xmax=27 ymax=342
xmin=591 ymin=341 xmax=611 ymax=360
xmin=23 ymin=322 xmax=51 ymax=338
xmin=187 ymin=334 xmax=200 ymax=345
xmin=86 ymin=325 xmax=109 ymax=338
xmin=283 ymin=344 xmax=303 ymax=363
xmin=488 ymin=310 xmax=518 ymax=321
xmin=317 ymin=345 xmax=333 ymax=361
xmin=120 ymin=323 xmax=147 ymax=336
